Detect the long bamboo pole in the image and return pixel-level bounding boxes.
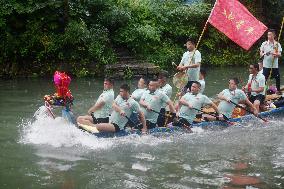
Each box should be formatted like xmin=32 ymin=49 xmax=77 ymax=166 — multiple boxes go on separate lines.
xmin=163 ymin=0 xmax=218 ymax=127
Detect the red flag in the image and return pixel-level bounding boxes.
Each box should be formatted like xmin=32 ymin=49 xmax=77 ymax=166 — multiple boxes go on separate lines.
xmin=208 ymin=0 xmax=267 ymax=50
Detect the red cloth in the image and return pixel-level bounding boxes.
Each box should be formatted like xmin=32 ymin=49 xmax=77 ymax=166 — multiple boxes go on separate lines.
xmin=208 ymin=0 xmax=267 ymax=50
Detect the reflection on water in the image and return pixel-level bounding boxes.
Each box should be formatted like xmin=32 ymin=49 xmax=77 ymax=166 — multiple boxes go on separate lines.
xmin=1 ymin=66 xmax=284 ymax=188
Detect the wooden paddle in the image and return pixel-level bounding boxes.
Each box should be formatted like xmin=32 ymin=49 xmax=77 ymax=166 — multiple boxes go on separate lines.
xmin=229 ymin=100 xmax=268 ymax=122
xmin=190 ymin=107 xmax=235 ymax=125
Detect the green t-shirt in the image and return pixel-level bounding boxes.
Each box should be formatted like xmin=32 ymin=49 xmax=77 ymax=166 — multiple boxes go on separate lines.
xmin=159 ymin=84 xmax=172 ymax=108
xmin=140 ymin=90 xmax=170 ymax=123
xmin=131 ymin=88 xmax=147 ymax=102
xmin=179 ymin=93 xmax=212 ymax=123
xmin=218 ymin=89 xmax=247 ymax=118
xmin=109 ymin=95 xmax=140 ymax=129
xmin=92 ymin=89 xmax=114 ymax=118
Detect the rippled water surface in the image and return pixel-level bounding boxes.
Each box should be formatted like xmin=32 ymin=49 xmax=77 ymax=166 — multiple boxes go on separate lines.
xmin=1 ymin=67 xmax=284 ymax=188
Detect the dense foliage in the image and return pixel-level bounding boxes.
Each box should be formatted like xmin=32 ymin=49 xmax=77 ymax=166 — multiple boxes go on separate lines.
xmin=0 ymin=0 xmax=283 ymax=77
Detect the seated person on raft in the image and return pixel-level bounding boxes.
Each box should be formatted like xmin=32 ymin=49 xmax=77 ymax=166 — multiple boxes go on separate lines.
xmin=93 ymin=84 xmax=147 ymax=133
xmin=198 ymin=68 xmax=206 ymax=94
xmin=175 ymin=81 xmax=219 ymax=127
xmin=242 ymin=64 xmax=266 ymax=113
xmin=157 ymin=72 xmax=173 ymax=127
xmin=131 ymin=76 xmax=149 ymax=102
xmin=77 ymin=78 xmax=114 ymax=125
xmin=205 ymin=78 xmax=257 ymax=121
xmin=140 ymin=78 xmax=176 ymax=129
xmin=128 ymin=76 xmax=149 ymax=125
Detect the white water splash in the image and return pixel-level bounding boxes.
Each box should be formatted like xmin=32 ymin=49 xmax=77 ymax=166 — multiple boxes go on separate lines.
xmin=19 ymin=106 xmax=114 ymax=150
xmin=19 ymin=106 xmax=174 ymax=151
xmin=132 ymin=153 xmax=155 ymax=161
xmin=132 ymin=162 xmax=150 ymax=172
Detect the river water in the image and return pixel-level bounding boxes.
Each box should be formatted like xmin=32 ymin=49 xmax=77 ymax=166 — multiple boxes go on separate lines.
xmin=1 ymin=66 xmax=284 ymax=189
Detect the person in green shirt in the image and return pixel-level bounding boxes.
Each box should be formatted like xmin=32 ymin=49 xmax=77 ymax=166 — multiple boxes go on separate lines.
xmin=177 ymin=81 xmax=219 ymax=126
xmin=218 ymin=78 xmax=257 ymax=119
xmin=77 ymin=78 xmax=114 ymax=126
xmin=198 ymin=68 xmax=206 ymax=94
xmin=140 ymin=78 xmax=176 ymax=129
xmin=94 ymin=84 xmax=147 ymax=133
xmin=157 ymin=72 xmax=173 ymax=127
xmin=131 ymin=77 xmax=148 ymax=102
xmin=129 ymin=76 xmax=148 ymax=125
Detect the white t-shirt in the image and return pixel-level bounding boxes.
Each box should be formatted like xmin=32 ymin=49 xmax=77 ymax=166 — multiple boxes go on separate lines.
xmin=92 ymin=89 xmax=114 ymax=118
xmin=260 ymin=41 xmax=282 ymax=68
xmin=179 ymin=50 xmax=201 ymax=81
xmin=247 ymin=72 xmax=266 ymax=96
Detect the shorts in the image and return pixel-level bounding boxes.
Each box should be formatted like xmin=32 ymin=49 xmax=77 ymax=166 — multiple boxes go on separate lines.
xmin=112 ymin=123 xmax=121 ymax=132
xmin=146 ymin=120 xmax=157 ymax=129
xmin=92 ymin=116 xmax=109 ymax=124
xmin=249 ymin=94 xmax=265 ymax=104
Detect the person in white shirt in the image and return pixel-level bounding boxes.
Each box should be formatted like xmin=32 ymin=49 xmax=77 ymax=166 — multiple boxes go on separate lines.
xmin=77 ymin=78 xmax=114 ymax=126
xmin=198 ymin=68 xmax=206 ymax=94
xmin=258 ymin=61 xmax=263 ymax=75
xmin=242 ymin=64 xmax=266 ymax=113
xmin=157 ymin=72 xmax=173 ymax=127
xmin=177 ymin=38 xmax=201 ymax=93
xmin=131 ymin=77 xmax=148 ymax=102
xmin=260 ymin=29 xmax=282 ymax=93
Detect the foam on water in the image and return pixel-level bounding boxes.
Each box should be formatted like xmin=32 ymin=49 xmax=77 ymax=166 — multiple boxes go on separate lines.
xmin=19 ymin=106 xmax=114 ymax=150
xmin=19 ymin=106 xmax=174 ymax=151
xmin=131 ymin=162 xmax=150 ymax=172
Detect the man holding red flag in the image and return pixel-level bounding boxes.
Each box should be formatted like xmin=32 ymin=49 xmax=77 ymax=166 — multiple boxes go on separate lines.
xmin=208 ymin=0 xmax=267 ymax=50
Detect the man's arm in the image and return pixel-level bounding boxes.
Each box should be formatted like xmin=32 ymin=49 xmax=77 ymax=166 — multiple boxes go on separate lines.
xmin=112 ymin=102 xmax=123 ymax=114
xmin=209 ymin=102 xmax=219 ymax=114
xmin=179 ymin=97 xmax=192 ymax=108
xmin=88 ymin=101 xmax=105 ymax=115
xmin=166 ymin=100 xmax=176 ymax=113
xmin=139 ymin=99 xmax=151 ymax=111
xmin=217 ymin=91 xmax=229 ymax=102
xmin=137 ymin=110 xmax=147 ymax=132
xmin=184 ymin=62 xmax=200 ymax=69
xmin=244 ymin=98 xmax=257 ymax=114
xmin=272 ymin=48 xmax=282 ymax=58
xmin=251 ymin=87 xmax=264 ymax=93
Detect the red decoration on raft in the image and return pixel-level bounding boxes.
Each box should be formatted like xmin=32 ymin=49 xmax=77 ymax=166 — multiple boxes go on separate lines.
xmin=53 ymin=71 xmax=72 ymax=99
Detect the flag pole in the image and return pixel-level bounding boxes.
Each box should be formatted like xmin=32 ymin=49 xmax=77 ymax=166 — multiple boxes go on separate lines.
xmin=193 ymin=0 xmax=218 ymax=50
xmin=195 ymin=0 xmax=218 ymax=49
